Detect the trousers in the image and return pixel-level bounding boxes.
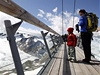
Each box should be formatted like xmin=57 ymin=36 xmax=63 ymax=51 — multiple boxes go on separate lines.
xmin=81 ymin=32 xmax=92 ymax=61
xmin=68 ymin=46 xmax=76 ymax=60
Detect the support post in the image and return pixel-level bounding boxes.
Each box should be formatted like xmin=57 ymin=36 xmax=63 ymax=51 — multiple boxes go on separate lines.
xmin=50 ymin=34 xmax=57 ymax=52
xmin=54 ymin=36 xmax=59 ymax=47
xmin=58 ymin=37 xmax=61 ymax=46
xmin=57 ymin=36 xmax=63 ymax=46
xmin=57 ymin=36 xmax=61 ymax=46
xmin=59 ymin=35 xmax=64 ymax=44
xmin=41 ymin=31 xmax=51 ymax=58
xmin=4 ymin=20 xmax=24 ymax=75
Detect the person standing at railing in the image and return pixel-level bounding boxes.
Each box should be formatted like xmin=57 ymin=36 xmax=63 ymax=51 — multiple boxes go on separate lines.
xmin=77 ymin=9 xmax=92 ymax=63
xmin=67 ymin=27 xmax=77 ymax=62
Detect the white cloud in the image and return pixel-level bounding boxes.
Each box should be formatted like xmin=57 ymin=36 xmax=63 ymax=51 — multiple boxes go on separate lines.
xmin=37 ymin=14 xmax=43 ymax=18
xmin=37 ymin=8 xmax=79 ymax=34
xmin=37 ymin=9 xmax=45 ymax=18
xmin=52 ymin=7 xmax=58 ymax=13
xmin=0 ymin=11 xmax=21 ymax=33
xmin=0 ymin=11 xmax=41 ymax=36
xmin=38 ymin=9 xmax=45 ymax=14
xmin=46 ymin=13 xmax=52 ymax=18
xmin=76 ymin=9 xmax=80 ymax=15
xmin=63 ymin=11 xmax=72 ymax=18
xmin=0 ymin=7 xmax=79 ymax=36
xmin=18 ymin=27 xmax=41 ymax=36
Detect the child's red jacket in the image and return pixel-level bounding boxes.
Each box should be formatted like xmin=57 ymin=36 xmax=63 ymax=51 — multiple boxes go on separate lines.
xmin=67 ymin=34 xmax=77 ymax=47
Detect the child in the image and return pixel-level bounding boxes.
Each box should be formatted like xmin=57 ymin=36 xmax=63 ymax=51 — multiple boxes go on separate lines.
xmin=67 ymin=27 xmax=77 ymax=61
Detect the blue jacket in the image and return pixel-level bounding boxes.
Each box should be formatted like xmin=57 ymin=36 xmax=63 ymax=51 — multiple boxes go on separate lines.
xmin=78 ymin=15 xmax=88 ymax=32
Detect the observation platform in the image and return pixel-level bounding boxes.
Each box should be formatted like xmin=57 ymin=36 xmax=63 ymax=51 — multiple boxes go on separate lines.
xmin=0 ymin=1 xmax=100 ymax=75
xmin=41 ymin=43 xmax=100 ymax=75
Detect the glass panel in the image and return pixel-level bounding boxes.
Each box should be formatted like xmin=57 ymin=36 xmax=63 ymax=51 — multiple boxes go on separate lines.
xmin=77 ymin=34 xmax=100 ymax=61
xmin=0 ymin=35 xmax=16 ymax=75
xmin=15 ymin=28 xmax=50 ymax=75
xmin=46 ymin=35 xmax=55 ymax=54
xmin=91 ymin=34 xmax=100 ymax=60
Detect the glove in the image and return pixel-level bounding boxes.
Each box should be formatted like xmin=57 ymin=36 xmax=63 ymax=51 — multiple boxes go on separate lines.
xmin=75 ymin=24 xmax=79 ymax=33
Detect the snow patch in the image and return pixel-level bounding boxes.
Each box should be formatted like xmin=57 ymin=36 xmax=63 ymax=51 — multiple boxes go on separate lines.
xmin=9 ymin=67 xmax=42 ymax=75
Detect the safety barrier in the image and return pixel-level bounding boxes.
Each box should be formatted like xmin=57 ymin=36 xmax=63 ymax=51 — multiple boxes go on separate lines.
xmin=0 ymin=20 xmax=63 ymax=75
xmin=0 ymin=0 xmax=62 ymax=75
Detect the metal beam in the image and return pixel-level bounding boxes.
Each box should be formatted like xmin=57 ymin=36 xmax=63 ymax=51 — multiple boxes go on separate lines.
xmin=0 ymin=0 xmax=59 ymax=35
xmin=41 ymin=31 xmax=51 ymax=58
xmin=4 ymin=20 xmax=24 ymax=75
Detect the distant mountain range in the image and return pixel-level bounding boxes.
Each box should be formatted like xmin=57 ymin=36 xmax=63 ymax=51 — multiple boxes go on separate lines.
xmin=0 ymin=31 xmax=51 ymax=75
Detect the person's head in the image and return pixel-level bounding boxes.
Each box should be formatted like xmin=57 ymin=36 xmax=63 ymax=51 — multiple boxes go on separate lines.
xmin=79 ymin=9 xmax=86 ymax=16
xmin=67 ymin=27 xmax=74 ymax=34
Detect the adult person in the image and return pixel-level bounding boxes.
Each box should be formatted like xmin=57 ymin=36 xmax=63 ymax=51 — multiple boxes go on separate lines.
xmin=78 ymin=9 xmax=92 ymax=63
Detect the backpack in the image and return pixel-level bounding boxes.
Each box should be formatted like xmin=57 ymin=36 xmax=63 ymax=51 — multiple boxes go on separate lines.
xmin=86 ymin=13 xmax=99 ymax=32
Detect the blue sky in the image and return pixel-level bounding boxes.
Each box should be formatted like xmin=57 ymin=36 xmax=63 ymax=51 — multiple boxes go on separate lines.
xmin=13 ymin=0 xmax=99 ymax=31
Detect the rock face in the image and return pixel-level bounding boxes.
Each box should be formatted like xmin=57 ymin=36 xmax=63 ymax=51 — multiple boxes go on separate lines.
xmin=17 ymin=36 xmax=47 ymax=58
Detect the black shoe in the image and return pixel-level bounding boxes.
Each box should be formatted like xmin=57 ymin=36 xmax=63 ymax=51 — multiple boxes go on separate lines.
xmin=82 ymin=59 xmax=90 ymax=63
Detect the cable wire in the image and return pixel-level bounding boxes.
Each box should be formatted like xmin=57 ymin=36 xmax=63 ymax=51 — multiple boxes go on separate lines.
xmin=62 ymin=0 xmax=64 ymax=35
xmin=73 ymin=0 xmax=76 ymax=27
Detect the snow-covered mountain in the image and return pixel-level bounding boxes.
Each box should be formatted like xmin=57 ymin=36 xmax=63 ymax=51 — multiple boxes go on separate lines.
xmin=17 ymin=36 xmax=47 ymax=59
xmin=0 ymin=31 xmax=52 ymax=75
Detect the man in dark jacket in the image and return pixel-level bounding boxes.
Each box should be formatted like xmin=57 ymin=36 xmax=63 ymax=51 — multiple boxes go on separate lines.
xmin=78 ymin=9 xmax=92 ymax=63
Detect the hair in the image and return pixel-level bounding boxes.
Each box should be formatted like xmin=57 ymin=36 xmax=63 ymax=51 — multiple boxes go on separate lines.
xmin=79 ymin=9 xmax=86 ymax=14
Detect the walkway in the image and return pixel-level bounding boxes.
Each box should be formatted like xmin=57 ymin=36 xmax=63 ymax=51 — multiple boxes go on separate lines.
xmin=41 ymin=43 xmax=100 ymax=75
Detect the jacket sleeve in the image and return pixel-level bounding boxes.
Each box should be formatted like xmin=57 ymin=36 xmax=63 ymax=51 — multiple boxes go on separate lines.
xmin=78 ymin=16 xmax=84 ymax=26
xmin=72 ymin=35 xmax=77 ymax=47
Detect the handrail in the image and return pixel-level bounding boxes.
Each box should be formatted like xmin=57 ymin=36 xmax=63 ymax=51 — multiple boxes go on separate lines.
xmin=0 ymin=0 xmax=59 ymax=35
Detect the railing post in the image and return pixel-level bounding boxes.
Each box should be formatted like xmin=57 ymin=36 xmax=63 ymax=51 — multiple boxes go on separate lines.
xmin=4 ymin=20 xmax=24 ymax=75
xmin=50 ymin=34 xmax=57 ymax=52
xmin=41 ymin=31 xmax=51 ymax=58
xmin=56 ymin=36 xmax=61 ymax=46
xmin=54 ymin=36 xmax=60 ymax=47
xmin=59 ymin=35 xmax=64 ymax=44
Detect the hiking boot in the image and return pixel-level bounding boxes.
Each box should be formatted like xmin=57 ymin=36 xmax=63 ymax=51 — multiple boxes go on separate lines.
xmin=82 ymin=59 xmax=90 ymax=63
